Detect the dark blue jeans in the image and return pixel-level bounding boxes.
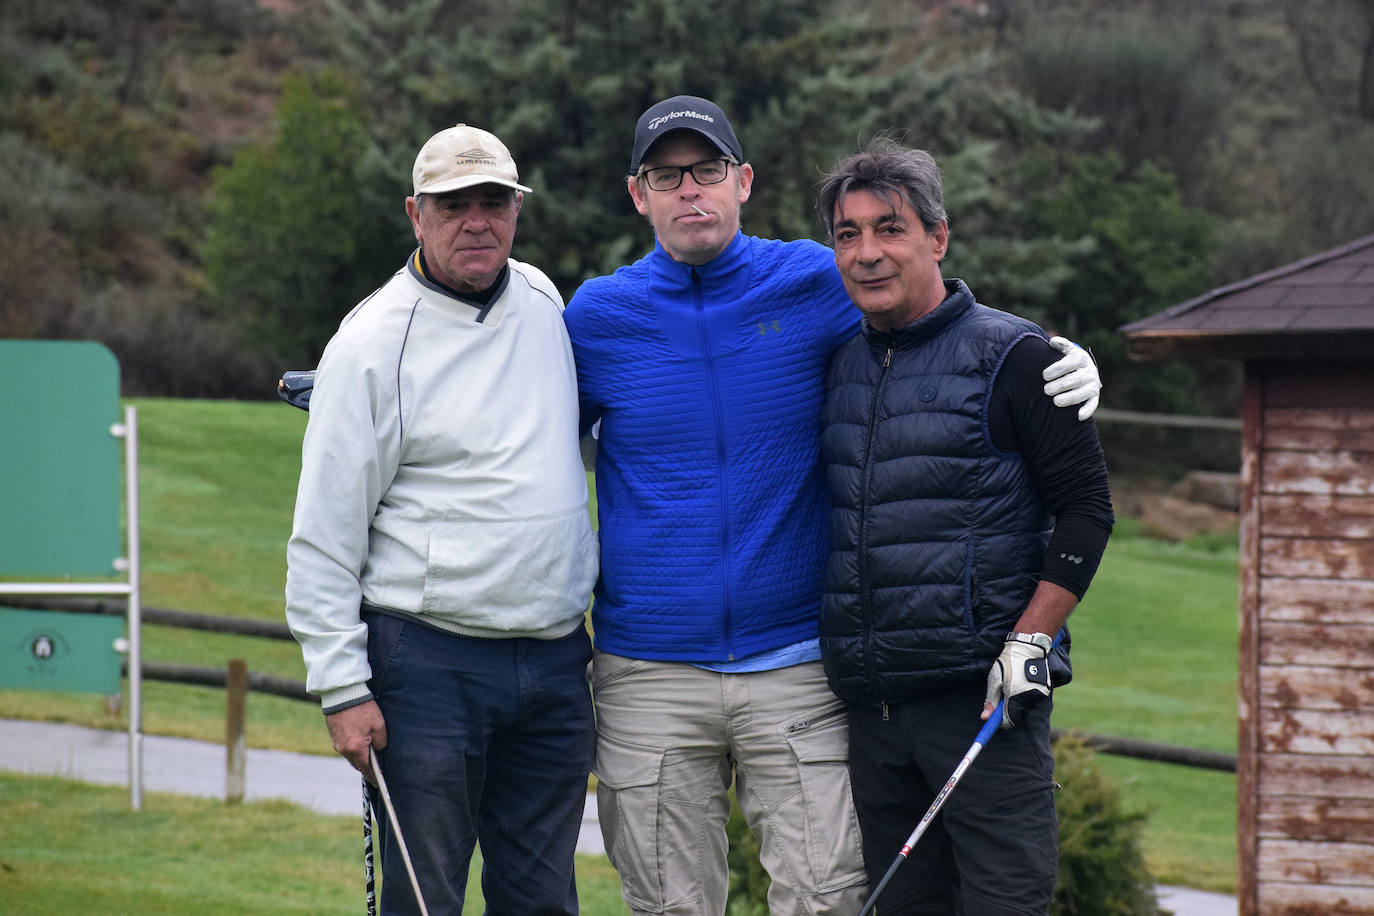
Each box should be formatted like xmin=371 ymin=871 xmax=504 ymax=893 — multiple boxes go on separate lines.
xmin=363 ymin=609 xmax=595 ymax=915
xmin=847 ymin=679 xmax=1058 ymax=915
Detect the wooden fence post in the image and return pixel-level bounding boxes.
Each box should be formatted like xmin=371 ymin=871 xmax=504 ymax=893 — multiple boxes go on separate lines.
xmin=226 ymin=658 xmax=247 ymax=804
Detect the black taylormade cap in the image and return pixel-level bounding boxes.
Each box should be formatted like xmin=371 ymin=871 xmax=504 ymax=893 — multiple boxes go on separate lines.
xmin=629 ymin=95 xmax=744 ymax=173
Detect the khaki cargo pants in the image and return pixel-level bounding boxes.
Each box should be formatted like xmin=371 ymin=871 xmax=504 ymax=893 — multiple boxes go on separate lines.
xmin=592 ymin=652 xmax=868 ymax=915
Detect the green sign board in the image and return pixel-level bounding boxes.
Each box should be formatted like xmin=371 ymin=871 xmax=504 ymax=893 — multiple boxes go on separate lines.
xmin=0 ymin=340 xmax=122 ymax=576
xmin=0 ymin=608 xmax=124 ymax=693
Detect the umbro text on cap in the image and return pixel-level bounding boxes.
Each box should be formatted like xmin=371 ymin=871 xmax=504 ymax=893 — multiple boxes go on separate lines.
xmin=412 ymin=124 xmax=532 ymax=196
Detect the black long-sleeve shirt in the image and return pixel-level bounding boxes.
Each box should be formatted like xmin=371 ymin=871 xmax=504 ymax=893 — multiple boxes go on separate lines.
xmin=987 ymin=336 xmax=1115 ymax=598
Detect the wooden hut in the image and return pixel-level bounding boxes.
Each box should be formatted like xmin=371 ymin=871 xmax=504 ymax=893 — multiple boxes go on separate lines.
xmin=1120 ymin=234 xmax=1374 ymax=915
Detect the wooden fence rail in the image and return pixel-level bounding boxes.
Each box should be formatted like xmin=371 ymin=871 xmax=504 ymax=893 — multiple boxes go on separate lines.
xmin=2 ymin=596 xmax=1238 ymax=773
xmin=1094 ymin=408 xmax=1242 ymax=432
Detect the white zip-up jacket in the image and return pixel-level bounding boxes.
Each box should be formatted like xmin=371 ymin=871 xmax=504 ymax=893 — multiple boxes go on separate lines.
xmin=285 ymin=253 xmax=598 ymax=711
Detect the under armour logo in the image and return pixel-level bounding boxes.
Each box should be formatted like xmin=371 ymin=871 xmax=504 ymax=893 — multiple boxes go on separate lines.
xmin=757 ymin=320 xmax=781 ymax=336
xmin=1060 ymin=552 xmax=1083 ymax=565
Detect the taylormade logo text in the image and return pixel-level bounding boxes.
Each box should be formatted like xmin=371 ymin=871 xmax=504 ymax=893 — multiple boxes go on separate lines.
xmin=648 ymin=110 xmax=714 ymax=131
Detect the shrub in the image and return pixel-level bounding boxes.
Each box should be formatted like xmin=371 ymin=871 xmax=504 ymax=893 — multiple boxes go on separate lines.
xmin=201 ymin=69 xmax=406 ymax=366
xmin=725 ymin=788 xmax=769 ymax=916
xmin=1052 ymin=734 xmax=1162 ymax=915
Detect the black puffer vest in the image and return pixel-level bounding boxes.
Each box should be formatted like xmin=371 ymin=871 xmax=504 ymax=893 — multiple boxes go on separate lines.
xmin=819 ymin=280 xmax=1060 ymax=704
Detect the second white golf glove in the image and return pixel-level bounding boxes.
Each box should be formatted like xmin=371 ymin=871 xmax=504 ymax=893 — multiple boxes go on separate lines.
xmin=1043 ymin=337 xmax=1101 ymax=421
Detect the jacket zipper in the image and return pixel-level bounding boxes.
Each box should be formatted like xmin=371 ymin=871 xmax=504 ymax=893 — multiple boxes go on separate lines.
xmin=858 ymin=344 xmax=892 ymax=694
xmin=693 ymin=267 xmax=736 ymax=658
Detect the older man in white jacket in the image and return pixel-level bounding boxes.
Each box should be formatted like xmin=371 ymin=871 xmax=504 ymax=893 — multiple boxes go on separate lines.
xmin=285 ymin=124 xmax=598 ymax=916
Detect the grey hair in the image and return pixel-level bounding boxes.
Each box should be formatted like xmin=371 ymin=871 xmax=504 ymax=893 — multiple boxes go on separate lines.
xmin=816 ymin=138 xmax=946 ymax=241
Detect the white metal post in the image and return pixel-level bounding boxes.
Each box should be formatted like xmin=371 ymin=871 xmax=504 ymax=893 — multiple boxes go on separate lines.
xmin=124 ymin=405 xmax=143 ymax=810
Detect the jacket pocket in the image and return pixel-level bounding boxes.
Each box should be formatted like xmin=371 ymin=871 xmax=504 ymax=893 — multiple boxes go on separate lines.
xmin=962 ymin=537 xmax=979 ymax=637
xmin=420 ymin=508 xmax=598 ymax=627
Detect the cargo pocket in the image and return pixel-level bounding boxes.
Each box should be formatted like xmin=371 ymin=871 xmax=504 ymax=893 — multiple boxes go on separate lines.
xmin=594 ymin=731 xmax=666 ymax=911
xmin=782 ymin=706 xmax=868 ymax=895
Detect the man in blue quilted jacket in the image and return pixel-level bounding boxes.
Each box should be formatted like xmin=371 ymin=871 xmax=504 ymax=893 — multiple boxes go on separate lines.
xmin=562 ymin=96 xmax=1104 ymax=916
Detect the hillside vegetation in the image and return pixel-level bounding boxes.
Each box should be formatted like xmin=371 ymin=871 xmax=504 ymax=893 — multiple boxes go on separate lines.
xmin=4 ymin=0 xmax=1372 ymax=415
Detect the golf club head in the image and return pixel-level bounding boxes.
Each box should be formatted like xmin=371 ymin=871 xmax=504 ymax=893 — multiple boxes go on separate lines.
xmin=277 ymin=370 xmax=316 ymax=411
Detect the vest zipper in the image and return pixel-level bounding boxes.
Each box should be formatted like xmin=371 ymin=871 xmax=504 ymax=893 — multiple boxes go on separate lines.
xmin=693 ymin=267 xmax=735 ymax=658
xmin=858 ymin=343 xmax=893 ymax=693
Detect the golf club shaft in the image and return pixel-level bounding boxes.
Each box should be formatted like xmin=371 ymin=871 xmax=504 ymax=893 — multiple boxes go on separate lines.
xmin=855 ymin=701 xmax=1002 ymax=916
xmin=856 ymin=631 xmax=1061 ymax=916
xmin=370 ymin=746 xmax=431 ymax=916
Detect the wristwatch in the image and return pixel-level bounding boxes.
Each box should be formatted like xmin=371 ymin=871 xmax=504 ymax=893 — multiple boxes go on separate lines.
xmin=1006 ymin=631 xmax=1053 ymax=653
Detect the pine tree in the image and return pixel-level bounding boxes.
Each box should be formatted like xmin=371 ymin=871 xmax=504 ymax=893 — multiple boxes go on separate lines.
xmin=201 ymin=71 xmax=405 ymax=362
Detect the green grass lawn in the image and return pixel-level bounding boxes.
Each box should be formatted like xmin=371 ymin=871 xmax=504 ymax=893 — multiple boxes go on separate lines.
xmin=0 ymin=398 xmax=1241 ymax=901
xmin=0 ymin=773 xmax=629 ymax=915
xmin=1053 ymin=517 xmax=1239 ymax=891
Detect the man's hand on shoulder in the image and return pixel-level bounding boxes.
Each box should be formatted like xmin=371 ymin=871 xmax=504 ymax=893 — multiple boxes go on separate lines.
xmin=326 ymin=699 xmax=388 ymax=785
xmin=1042 ymin=337 xmax=1101 ymax=421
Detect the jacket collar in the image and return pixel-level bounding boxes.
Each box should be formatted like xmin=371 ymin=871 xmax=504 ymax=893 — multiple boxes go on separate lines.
xmin=407 ymin=248 xmax=510 ymax=307
xmin=645 ymin=231 xmax=751 ymax=292
xmin=863 ymin=279 xmax=974 ymax=351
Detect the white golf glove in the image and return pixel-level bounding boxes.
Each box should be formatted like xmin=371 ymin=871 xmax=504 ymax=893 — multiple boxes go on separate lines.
xmin=1043 ymin=337 xmax=1101 ymax=421
xmin=985 ymin=632 xmax=1053 ymax=729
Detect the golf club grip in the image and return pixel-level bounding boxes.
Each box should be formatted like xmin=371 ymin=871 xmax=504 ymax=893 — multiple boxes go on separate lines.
xmin=364 ymin=781 xmax=376 ymax=916
xmin=975 ymin=700 xmax=1004 ymax=746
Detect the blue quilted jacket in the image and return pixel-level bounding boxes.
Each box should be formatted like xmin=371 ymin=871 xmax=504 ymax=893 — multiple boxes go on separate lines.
xmin=564 ymin=232 xmax=859 ymax=661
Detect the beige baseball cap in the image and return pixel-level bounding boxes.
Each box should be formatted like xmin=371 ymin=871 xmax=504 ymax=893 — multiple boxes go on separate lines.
xmin=412 ymin=124 xmax=532 ymax=196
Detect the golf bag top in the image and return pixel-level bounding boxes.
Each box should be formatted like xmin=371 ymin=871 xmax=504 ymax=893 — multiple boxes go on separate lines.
xmin=277 ymin=370 xmax=315 ymax=411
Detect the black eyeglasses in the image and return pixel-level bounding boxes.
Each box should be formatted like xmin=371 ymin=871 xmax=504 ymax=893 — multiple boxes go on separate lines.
xmin=639 ymin=158 xmax=733 ymax=192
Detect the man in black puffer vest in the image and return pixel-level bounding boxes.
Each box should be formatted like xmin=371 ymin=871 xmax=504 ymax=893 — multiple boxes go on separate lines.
xmin=815 ymin=139 xmax=1115 ymax=915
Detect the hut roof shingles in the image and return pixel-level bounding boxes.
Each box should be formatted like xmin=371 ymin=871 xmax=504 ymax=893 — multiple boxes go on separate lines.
xmin=1120 ymin=234 xmax=1374 ymax=360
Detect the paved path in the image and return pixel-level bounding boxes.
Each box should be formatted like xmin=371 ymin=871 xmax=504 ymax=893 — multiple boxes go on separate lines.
xmin=0 ymin=719 xmax=604 ymax=848
xmin=1 ymin=719 xmax=1233 ymax=914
